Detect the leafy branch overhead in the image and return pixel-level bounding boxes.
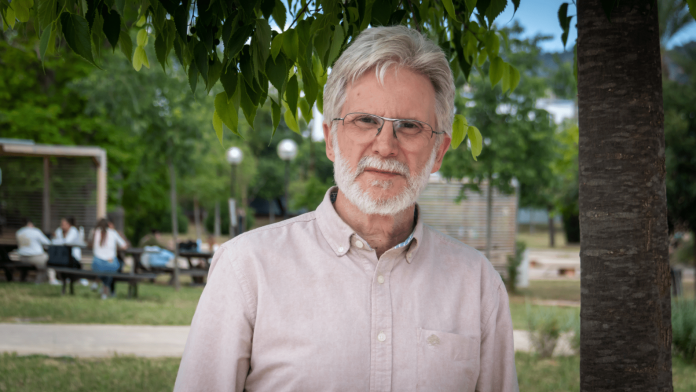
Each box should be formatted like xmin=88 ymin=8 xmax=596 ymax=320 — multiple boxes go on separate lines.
xmin=2 ymin=0 xmax=525 ymax=159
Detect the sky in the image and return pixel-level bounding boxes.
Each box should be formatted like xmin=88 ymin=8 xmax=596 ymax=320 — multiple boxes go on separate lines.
xmin=497 ymin=0 xmax=696 ymax=52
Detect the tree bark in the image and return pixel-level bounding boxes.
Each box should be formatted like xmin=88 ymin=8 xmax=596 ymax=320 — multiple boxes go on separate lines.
xmin=168 ymin=158 xmax=180 ymax=291
xmin=193 ymin=197 xmax=202 ymax=240
xmin=214 ymin=201 xmax=221 ymax=238
xmin=548 ymin=208 xmax=556 ymax=248
xmin=577 ymin=1 xmax=672 ymax=390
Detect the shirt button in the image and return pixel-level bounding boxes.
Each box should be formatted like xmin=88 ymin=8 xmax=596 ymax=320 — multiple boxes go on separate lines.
xmin=377 ymin=275 xmax=385 ymax=284
xmin=355 ymin=240 xmax=364 ymax=249
xmin=338 ymin=246 xmax=344 ymax=252
xmin=377 ymin=332 xmax=386 ymax=342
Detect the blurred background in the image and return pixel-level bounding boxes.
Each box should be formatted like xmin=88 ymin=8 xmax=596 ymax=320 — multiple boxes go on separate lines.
xmin=1 ymin=1 xmax=695 ymax=391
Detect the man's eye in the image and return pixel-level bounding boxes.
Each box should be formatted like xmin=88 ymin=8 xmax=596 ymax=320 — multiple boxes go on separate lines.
xmin=356 ymin=116 xmax=378 ymax=124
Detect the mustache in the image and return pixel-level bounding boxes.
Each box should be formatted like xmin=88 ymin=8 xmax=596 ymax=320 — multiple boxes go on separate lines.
xmin=355 ymin=156 xmax=410 ymax=178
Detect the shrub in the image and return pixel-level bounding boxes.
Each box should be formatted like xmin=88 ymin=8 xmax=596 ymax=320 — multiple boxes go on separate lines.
xmin=672 ymin=299 xmax=696 ymax=363
xmin=526 ymin=303 xmax=573 ymax=358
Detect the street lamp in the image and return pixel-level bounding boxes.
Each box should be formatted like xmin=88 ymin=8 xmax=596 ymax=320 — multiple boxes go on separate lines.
xmin=226 ymin=147 xmax=243 ymax=237
xmin=277 ymin=139 xmax=298 ymax=219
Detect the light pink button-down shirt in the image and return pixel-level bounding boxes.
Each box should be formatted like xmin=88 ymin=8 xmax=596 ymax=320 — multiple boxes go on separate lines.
xmin=175 ymin=188 xmax=518 ymax=391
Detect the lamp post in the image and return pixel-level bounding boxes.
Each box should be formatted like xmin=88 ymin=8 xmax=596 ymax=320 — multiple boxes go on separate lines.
xmin=226 ymin=147 xmax=243 ymax=237
xmin=277 ymin=139 xmax=298 ymax=219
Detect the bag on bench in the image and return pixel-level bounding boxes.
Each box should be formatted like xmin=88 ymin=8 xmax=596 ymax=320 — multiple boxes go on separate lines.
xmin=47 ymin=246 xmax=81 ymax=269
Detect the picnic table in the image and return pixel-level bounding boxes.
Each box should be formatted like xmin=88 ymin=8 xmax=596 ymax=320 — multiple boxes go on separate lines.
xmin=52 ymin=267 xmax=157 ymax=298
xmin=122 ymin=248 xmax=211 ymax=284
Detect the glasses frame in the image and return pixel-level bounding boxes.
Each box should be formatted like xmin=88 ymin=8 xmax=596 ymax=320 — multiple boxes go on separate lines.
xmin=332 ymin=112 xmax=445 ymax=141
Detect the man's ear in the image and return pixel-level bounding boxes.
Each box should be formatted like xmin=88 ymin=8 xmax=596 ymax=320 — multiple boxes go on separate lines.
xmin=430 ymin=135 xmax=451 ymax=173
xmin=324 ymin=123 xmax=336 ymax=162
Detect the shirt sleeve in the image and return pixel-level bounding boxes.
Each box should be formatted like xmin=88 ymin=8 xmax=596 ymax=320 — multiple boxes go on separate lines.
xmin=174 ymin=246 xmax=254 ymax=392
xmin=476 ymin=283 xmax=519 ymax=392
xmin=64 ymin=227 xmax=79 ymax=244
xmin=114 ymin=231 xmax=127 ymax=248
xmin=38 ymin=230 xmax=51 ymax=245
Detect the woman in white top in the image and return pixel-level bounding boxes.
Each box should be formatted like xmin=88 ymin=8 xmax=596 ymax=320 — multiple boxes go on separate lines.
xmin=91 ymin=218 xmax=127 ymax=299
xmin=53 ymin=217 xmax=83 ymax=263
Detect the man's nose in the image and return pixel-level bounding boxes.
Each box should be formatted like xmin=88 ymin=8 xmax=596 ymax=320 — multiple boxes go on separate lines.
xmin=372 ymin=121 xmax=399 ymax=157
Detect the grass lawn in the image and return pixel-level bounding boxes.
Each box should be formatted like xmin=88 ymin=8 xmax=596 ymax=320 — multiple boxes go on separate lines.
xmin=0 ymin=282 xmax=202 ymax=325
xmin=508 ymin=280 xmax=581 ymax=330
xmin=1 ymin=353 xmax=694 ymax=392
xmin=517 ymin=230 xmax=580 ymax=250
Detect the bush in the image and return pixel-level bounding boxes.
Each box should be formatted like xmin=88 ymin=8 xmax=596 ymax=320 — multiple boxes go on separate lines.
xmin=506 ymin=240 xmax=527 ymax=293
xmin=672 ymin=299 xmax=696 ymax=363
xmin=526 ymin=303 xmax=573 ymax=358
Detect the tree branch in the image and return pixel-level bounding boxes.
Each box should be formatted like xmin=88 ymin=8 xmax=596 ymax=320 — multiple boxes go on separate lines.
xmin=406 ymin=0 xmax=421 ymax=32
xmin=289 ymin=1 xmax=312 ymax=29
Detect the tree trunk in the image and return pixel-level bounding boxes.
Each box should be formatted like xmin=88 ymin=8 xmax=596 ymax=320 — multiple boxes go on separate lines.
xmin=214 ymin=201 xmax=221 ymax=238
xmin=193 ymin=197 xmax=202 ymax=240
xmin=167 ymin=158 xmax=180 ymax=291
xmin=577 ymin=1 xmax=671 ymax=390
xmin=485 ymin=173 xmax=493 ymax=260
xmin=548 ymin=208 xmax=556 ymax=248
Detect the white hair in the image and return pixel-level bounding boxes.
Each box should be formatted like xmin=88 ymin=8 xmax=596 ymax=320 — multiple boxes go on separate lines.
xmin=332 ymin=132 xmax=439 ymax=216
xmin=323 ymin=25 xmax=455 ymax=137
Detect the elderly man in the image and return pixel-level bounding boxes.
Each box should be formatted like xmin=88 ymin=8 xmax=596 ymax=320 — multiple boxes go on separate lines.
xmin=175 ymin=26 xmax=518 ymax=391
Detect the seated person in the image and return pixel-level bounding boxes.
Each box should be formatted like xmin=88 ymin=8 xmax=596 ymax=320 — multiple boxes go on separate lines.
xmin=16 ymin=218 xmax=60 ymax=285
xmin=91 ymin=218 xmax=127 ymax=299
xmin=139 ymin=229 xmax=175 ymax=268
xmin=53 ymin=216 xmax=83 ymax=265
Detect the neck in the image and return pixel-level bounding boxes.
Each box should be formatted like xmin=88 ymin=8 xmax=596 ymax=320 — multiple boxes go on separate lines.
xmin=333 ymin=189 xmax=415 ymax=258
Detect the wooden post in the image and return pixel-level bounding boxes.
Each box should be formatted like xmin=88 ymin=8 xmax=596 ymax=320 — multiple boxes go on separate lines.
xmin=96 ymin=150 xmax=107 ymax=220
xmin=42 ymin=157 xmax=50 ymax=233
xmin=167 ymin=158 xmax=180 ymax=291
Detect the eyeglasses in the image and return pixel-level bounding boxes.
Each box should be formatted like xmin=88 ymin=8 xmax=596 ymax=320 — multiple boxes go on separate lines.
xmin=332 ymin=112 xmax=444 ymax=149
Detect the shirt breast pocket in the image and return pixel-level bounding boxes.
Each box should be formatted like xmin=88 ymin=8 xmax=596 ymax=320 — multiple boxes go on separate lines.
xmin=416 ymin=328 xmax=480 ymax=392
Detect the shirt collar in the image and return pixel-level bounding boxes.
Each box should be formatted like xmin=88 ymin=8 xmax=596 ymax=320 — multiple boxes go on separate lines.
xmin=315 ymin=186 xmax=423 ymax=259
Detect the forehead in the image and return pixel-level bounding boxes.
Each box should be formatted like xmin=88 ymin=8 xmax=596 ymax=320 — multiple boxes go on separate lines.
xmin=342 ymin=67 xmax=436 ymax=122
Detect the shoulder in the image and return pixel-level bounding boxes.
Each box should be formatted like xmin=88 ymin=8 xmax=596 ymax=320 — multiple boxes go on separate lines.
xmin=420 ymin=223 xmax=503 ymax=286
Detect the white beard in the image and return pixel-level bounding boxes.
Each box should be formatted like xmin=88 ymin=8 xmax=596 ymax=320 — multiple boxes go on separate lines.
xmin=332 ymin=134 xmax=438 ymax=216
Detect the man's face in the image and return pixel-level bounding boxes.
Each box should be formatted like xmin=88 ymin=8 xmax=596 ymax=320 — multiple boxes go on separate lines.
xmin=324 ymin=67 xmax=450 ymax=215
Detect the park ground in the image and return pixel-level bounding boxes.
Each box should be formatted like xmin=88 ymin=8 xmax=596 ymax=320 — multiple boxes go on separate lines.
xmin=1 ymin=231 xmax=695 ymax=391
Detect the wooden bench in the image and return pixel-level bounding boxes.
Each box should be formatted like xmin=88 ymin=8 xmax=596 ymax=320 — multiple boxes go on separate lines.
xmin=122 ymin=248 xmax=210 ymax=285
xmin=52 ymin=267 xmax=157 ymax=298
xmin=1 ymin=261 xmax=37 ymax=282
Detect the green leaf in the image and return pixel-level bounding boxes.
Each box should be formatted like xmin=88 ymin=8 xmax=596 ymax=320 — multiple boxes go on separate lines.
xmin=188 ymin=60 xmax=198 ymax=94
xmin=477 ymin=49 xmax=488 ymax=67
xmin=119 ymin=29 xmax=133 ymax=62
xmin=13 ymin=0 xmax=30 ymax=23
xmin=174 ymin=3 xmax=188 ymax=41
xmin=207 ymin=55 xmax=222 ymax=92
xmin=266 ymin=53 xmax=287 ymax=98
xmin=501 ymin=63 xmax=511 ymax=93
xmin=215 ymin=92 xmax=238 ymax=134
xmin=38 ymin=0 xmax=57 ymax=31
xmin=102 ymin=7 xmax=121 ymax=51
xmin=486 ymin=32 xmax=500 ymax=59
xmin=314 ymin=27 xmax=331 ymax=67
xmin=220 ymin=62 xmax=238 ymax=102
xmin=60 ymin=12 xmax=99 ymax=67
xmin=509 ymin=64 xmax=520 ymax=92
xmin=301 ymin=65 xmax=318 ymax=108
xmin=133 ymin=45 xmax=150 ymax=71
xmin=272 ymin=0 xmax=286 ymax=30
xmin=489 ymin=56 xmax=504 ymax=86
xmin=194 ymin=42 xmax=209 ymax=82
xmin=299 ymin=97 xmax=312 ymax=122
xmin=212 ymin=111 xmax=224 ymax=144
xmin=137 ymin=29 xmax=148 ymax=46
xmin=5 ymin=6 xmax=16 ymax=29
xmin=281 ymin=28 xmax=298 ymax=62
xmin=465 ymin=0 xmax=478 ymax=17
xmin=485 ymin=0 xmax=507 ymax=24
xmin=155 ymin=30 xmax=168 ymax=71
xmin=441 ymin=0 xmax=458 ymax=22
xmin=226 ymin=25 xmax=252 ymax=60
xmin=86 ymin=0 xmax=99 ymax=30
xmin=255 ymin=18 xmax=272 ymax=63
xmin=451 ymin=114 xmax=467 ymax=149
xmin=240 ymin=82 xmax=258 ymax=129
xmin=39 ymin=25 xmax=52 ymax=65
xmin=271 ymin=33 xmax=283 ymax=60
xmin=600 ymin=0 xmax=619 ymax=21
xmin=283 ymin=103 xmax=300 ymax=134
xmin=467 ymin=126 xmax=483 ymax=161
xmin=285 ymin=73 xmax=299 ymax=121
xmin=327 ymin=24 xmax=344 ymax=67
xmin=270 ymin=97 xmax=281 ymax=137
